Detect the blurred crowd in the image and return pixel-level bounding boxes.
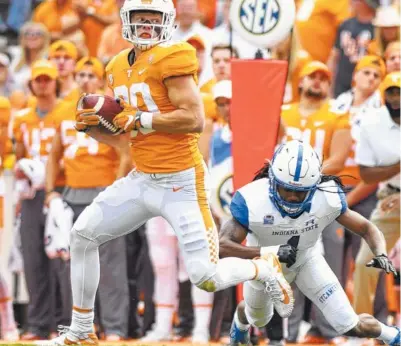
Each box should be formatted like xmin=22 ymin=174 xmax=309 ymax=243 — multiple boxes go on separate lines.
xmin=0 ymin=0 xmax=400 ymax=344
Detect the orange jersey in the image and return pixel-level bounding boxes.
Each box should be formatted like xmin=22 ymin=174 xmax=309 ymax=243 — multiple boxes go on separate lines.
xmin=105 ymin=42 xmax=202 ymax=173
xmin=296 ymin=0 xmax=351 ymax=62
xmin=55 ymin=101 xmax=119 ymax=189
xmin=281 ymin=101 xmax=350 ymax=162
xmin=12 ymin=104 xmax=66 ymax=187
xmin=81 ymin=0 xmax=118 ymax=57
xmin=33 ymin=0 xmax=75 ymax=34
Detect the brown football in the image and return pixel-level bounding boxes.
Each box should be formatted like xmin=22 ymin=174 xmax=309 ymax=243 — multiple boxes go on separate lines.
xmin=80 ymin=94 xmax=124 ymax=135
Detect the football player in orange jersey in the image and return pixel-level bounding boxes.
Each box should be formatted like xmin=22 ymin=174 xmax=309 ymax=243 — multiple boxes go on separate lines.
xmin=11 ymin=60 xmax=72 ymax=341
xmin=48 ymin=1 xmax=293 ymax=345
xmin=45 ymin=56 xmax=132 ymax=342
xmin=281 ymin=61 xmax=353 ymax=342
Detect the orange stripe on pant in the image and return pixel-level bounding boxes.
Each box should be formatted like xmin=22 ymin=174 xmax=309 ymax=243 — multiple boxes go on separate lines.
xmin=194 ymin=164 xmax=218 ymax=265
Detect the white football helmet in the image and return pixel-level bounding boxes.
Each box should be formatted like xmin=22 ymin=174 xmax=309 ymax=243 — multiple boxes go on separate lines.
xmin=269 ymin=140 xmax=322 ymax=217
xmin=120 ymin=0 xmax=176 ymax=50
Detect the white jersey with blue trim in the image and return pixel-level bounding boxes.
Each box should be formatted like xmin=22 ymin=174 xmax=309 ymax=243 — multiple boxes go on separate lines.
xmin=209 ymin=125 xmax=234 ymax=223
xmin=230 ymin=178 xmax=347 ymax=268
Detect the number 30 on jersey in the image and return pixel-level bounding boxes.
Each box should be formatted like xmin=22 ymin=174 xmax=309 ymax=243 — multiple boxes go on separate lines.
xmin=113 ymin=82 xmax=159 ymax=137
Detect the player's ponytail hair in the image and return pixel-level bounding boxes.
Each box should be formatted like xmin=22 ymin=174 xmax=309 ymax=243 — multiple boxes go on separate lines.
xmin=253 ymin=161 xmax=271 ymax=181
xmin=253 ymin=160 xmax=353 ymax=193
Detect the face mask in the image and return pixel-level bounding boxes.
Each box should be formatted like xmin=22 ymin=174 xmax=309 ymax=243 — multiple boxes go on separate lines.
xmin=385 ymin=102 xmax=400 ymax=119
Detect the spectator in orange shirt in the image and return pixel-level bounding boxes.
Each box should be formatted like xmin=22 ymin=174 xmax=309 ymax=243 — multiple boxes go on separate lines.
xmin=48 ymin=40 xmax=78 ymax=100
xmin=32 ymin=0 xmax=82 ymax=42
xmin=296 ymin=0 xmax=351 ymax=63
xmin=97 ymin=0 xmax=131 ymax=65
xmin=71 ymin=0 xmax=119 ymax=57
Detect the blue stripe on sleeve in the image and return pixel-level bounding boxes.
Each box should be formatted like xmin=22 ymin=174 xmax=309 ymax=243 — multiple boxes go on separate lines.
xmin=338 ymin=186 xmax=348 ymax=215
xmin=230 ymin=191 xmax=249 ymax=228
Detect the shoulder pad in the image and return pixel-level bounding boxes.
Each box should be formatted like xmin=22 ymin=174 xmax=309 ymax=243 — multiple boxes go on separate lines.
xmin=150 ymin=41 xmax=196 ymax=65
xmin=105 ymin=49 xmax=131 ymax=73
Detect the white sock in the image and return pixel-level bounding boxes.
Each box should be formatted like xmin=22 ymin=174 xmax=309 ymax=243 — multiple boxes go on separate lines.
xmin=377 ymin=322 xmax=399 ymax=344
xmin=70 ymin=310 xmax=94 ymax=334
xmin=234 ymin=310 xmax=250 ymax=331
xmin=154 ymin=306 xmax=174 ymax=333
xmin=192 ymin=285 xmax=213 ymax=334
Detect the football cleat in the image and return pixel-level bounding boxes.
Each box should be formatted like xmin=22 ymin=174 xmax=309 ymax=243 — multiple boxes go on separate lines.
xmin=263 ymin=253 xmax=294 ymax=318
xmin=229 ymin=318 xmax=251 ymax=346
xmin=389 ymin=327 xmax=400 ymax=346
xmin=38 ymin=326 xmax=98 ymax=345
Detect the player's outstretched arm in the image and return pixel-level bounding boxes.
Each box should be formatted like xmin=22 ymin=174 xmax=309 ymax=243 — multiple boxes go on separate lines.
xmin=337 ymin=209 xmax=397 ymax=276
xmin=219 ymin=218 xmax=261 ymax=259
xmin=219 ymin=218 xmax=297 ymax=267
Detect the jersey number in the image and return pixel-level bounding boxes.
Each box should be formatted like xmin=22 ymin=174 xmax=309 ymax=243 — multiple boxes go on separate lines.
xmin=113 ymin=83 xmax=159 ymax=137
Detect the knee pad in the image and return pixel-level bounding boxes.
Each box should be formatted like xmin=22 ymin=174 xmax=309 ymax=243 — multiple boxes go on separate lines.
xmin=187 ymin=260 xmax=217 ymax=292
xmin=244 ymin=305 xmax=274 ymax=328
xmin=70 ymin=228 xmax=99 ymax=252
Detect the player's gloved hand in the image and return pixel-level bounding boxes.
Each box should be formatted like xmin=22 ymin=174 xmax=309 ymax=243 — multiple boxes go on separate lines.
xmin=75 ymin=108 xmax=99 ymax=132
xmin=277 ymin=244 xmax=297 ymax=268
xmin=113 ymin=96 xmax=142 ymax=132
xmin=366 ymin=254 xmax=398 ymax=277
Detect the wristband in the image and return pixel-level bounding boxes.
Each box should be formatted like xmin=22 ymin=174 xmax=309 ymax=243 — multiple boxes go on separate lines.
xmin=140 ymin=112 xmax=153 ymax=129
xmin=260 ymin=245 xmax=280 ymax=257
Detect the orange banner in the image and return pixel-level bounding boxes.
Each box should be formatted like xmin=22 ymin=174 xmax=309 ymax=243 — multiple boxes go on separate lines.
xmin=230 ymin=59 xmax=288 ymax=302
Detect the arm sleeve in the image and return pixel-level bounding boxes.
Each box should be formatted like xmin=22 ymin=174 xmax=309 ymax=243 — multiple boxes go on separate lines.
xmin=355 ymin=126 xmax=376 ymax=167
xmin=230 ymin=191 xmax=250 ymax=229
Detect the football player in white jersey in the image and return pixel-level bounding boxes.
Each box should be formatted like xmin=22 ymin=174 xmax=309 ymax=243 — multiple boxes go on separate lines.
xmin=219 ymin=140 xmax=400 ymax=346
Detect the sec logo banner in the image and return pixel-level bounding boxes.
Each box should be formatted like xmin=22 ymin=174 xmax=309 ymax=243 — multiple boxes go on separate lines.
xmin=229 ymin=0 xmax=296 ymax=48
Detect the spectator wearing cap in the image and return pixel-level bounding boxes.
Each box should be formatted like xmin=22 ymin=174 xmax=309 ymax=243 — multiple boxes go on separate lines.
xmin=211 ymin=0 xmax=269 ymax=59
xmin=67 ymin=56 xmax=105 ymax=105
xmin=11 ymin=59 xmax=71 ymax=341
xmin=354 ymin=71 xmax=401 ymax=316
xmin=384 ymin=41 xmax=400 ymax=74
xmin=97 ymin=0 xmax=131 ymax=66
xmin=333 ymin=55 xmax=386 ymax=293
xmin=327 ymin=0 xmax=377 ymax=97
xmin=10 ymin=22 xmax=50 ymax=94
xmin=48 ymin=40 xmax=78 ymax=100
xmin=367 ymin=5 xmax=400 ymax=57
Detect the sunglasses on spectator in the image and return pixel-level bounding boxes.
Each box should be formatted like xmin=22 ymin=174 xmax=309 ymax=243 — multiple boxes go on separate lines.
xmin=23 ymin=31 xmax=44 ymax=38
xmin=77 ymin=72 xmax=97 ymax=79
